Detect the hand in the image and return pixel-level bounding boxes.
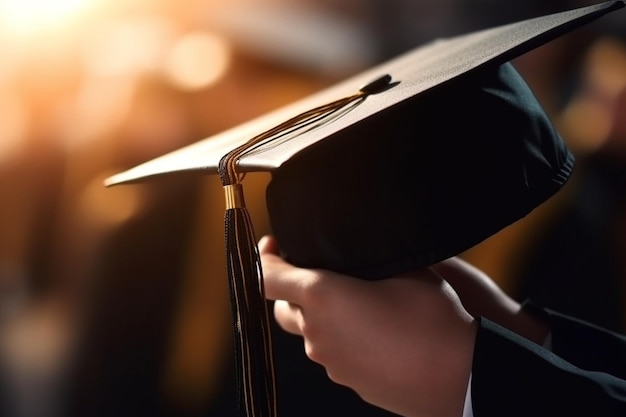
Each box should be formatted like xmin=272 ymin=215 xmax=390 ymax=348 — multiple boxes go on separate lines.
xmin=259 ymin=236 xmax=476 ymax=417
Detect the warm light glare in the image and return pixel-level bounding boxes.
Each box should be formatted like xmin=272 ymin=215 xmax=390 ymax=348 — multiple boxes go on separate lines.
xmin=82 ymin=18 xmax=175 ymax=78
xmin=165 ymin=31 xmax=231 ymax=91
xmin=0 ymin=0 xmax=90 ymax=37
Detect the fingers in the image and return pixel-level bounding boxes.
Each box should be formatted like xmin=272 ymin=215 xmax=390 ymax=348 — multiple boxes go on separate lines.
xmin=261 ymin=257 xmax=306 ymax=303
xmin=273 ymin=300 xmax=303 ymax=335
xmin=257 ymin=235 xmax=306 ymax=334
xmin=258 ymin=235 xmax=311 ymax=305
xmin=258 ymin=235 xmax=280 ymax=256
xmin=258 ymin=235 xmax=304 ymax=334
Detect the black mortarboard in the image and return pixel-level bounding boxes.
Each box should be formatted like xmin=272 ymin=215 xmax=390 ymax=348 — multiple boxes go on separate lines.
xmin=105 ymin=2 xmax=624 ymax=417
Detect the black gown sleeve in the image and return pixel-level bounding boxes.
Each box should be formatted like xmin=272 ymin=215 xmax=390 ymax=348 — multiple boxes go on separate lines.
xmin=527 ymin=303 xmax=626 ymax=379
xmin=470 ymin=309 xmax=626 ymax=416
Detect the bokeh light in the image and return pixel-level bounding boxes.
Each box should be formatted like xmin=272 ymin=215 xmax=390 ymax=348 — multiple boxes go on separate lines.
xmin=164 ymin=31 xmax=231 ymax=91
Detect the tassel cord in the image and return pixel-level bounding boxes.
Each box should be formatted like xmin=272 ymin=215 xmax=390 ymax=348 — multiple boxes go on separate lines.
xmin=217 ymin=84 xmax=379 ymax=417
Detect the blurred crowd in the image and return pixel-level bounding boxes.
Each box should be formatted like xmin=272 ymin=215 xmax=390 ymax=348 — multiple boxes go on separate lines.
xmin=0 ymin=1 xmax=624 ymax=416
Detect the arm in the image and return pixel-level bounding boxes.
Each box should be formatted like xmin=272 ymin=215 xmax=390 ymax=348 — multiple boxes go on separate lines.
xmin=433 ymin=259 xmax=626 ymax=416
xmin=430 ymin=258 xmax=550 ymax=345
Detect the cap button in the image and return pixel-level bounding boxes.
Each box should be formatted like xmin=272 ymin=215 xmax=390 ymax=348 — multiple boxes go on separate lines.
xmin=359 ymin=74 xmax=392 ymax=95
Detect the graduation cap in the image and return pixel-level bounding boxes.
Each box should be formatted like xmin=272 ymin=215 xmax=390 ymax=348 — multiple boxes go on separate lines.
xmin=105 ymin=2 xmax=624 ymax=416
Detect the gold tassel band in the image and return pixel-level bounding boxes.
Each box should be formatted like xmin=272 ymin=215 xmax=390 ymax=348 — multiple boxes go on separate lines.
xmin=224 ymin=184 xmax=245 ymax=209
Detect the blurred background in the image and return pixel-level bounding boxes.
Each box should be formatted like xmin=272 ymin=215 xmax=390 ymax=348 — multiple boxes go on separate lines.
xmin=0 ymin=0 xmax=624 ymax=416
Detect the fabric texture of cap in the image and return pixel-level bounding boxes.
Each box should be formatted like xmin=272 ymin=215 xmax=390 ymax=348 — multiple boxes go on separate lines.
xmin=266 ymin=62 xmax=574 ymax=279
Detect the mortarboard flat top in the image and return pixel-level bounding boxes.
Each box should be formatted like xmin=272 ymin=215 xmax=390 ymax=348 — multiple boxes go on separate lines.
xmin=106 ymin=1 xmax=623 ymax=187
